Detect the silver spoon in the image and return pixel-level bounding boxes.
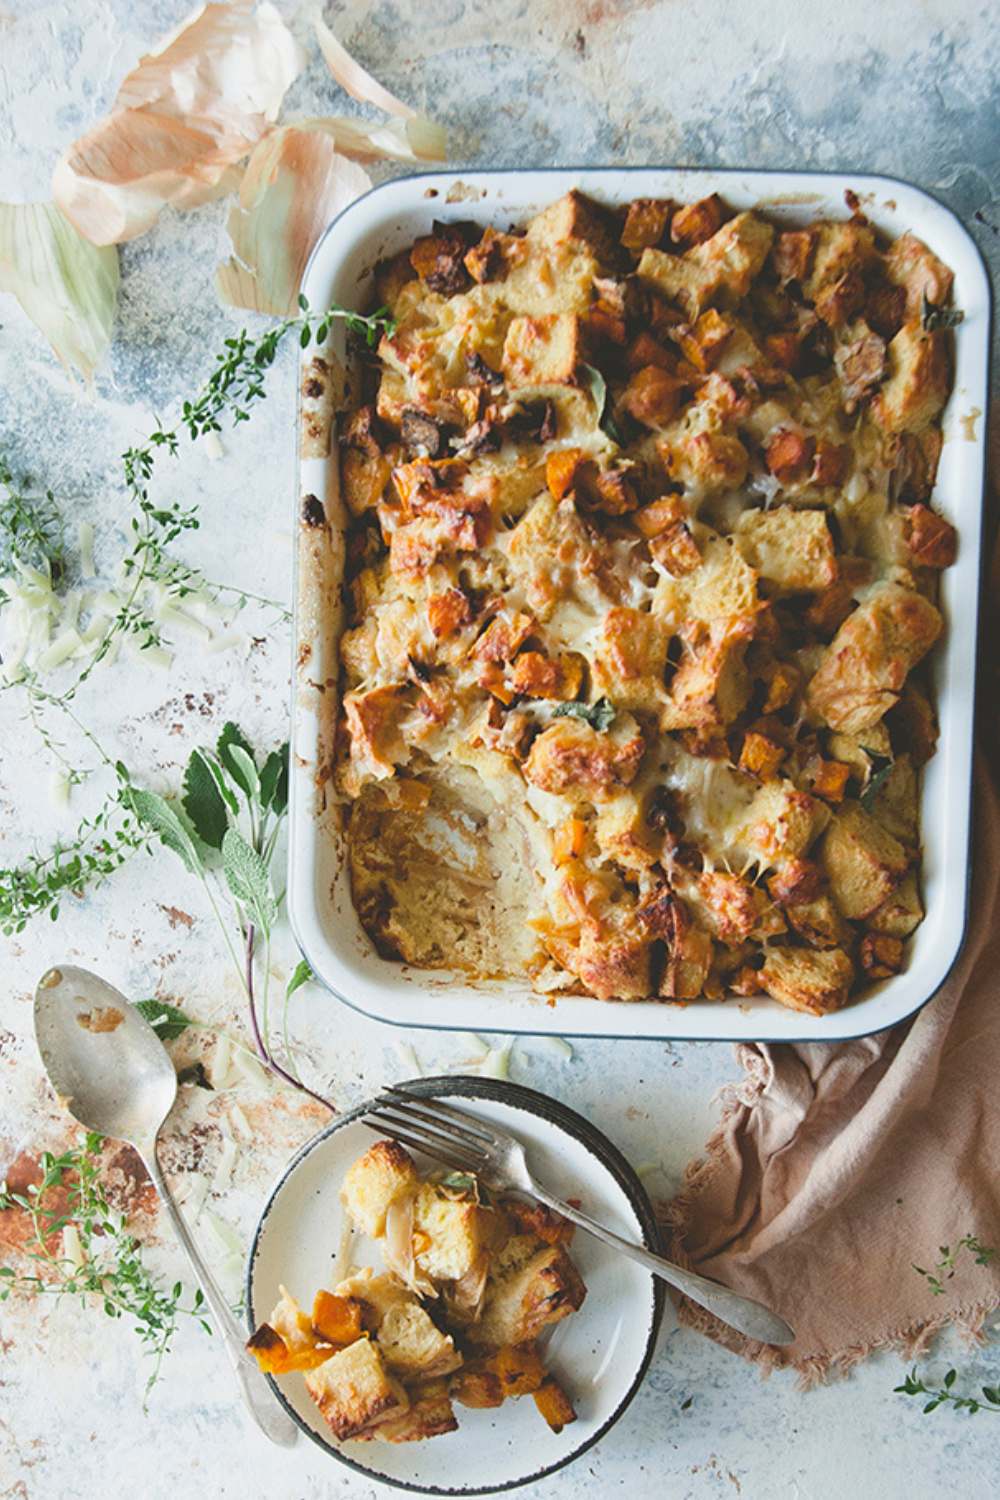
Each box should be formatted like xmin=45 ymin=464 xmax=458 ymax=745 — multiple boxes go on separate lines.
xmin=33 ymin=964 xmax=296 ymax=1446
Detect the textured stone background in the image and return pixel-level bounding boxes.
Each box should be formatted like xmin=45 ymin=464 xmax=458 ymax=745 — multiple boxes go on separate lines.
xmin=1 ymin=2 xmax=998 ymax=1497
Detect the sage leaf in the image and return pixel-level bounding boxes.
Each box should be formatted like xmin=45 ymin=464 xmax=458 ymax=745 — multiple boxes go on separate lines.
xmin=201 ymin=751 xmax=240 ymax=819
xmin=217 ymin=722 xmax=256 ymax=796
xmin=921 ymin=292 xmax=964 ymax=332
xmin=260 ymin=744 xmax=289 ymax=816
xmin=222 ymin=827 xmax=276 ymax=937
xmin=134 ymin=998 xmax=192 ymax=1042
xmin=860 ymin=760 xmax=894 ymax=812
xmin=552 ymin=696 xmax=616 ymax=732
xmin=227 ymin=744 xmax=260 ymax=805
xmin=578 ymin=361 xmax=624 ymax=444
xmin=182 ymin=748 xmax=229 ymax=849
xmin=128 ymin=788 xmax=204 ymax=877
xmin=285 ymin=957 xmax=313 ymax=1000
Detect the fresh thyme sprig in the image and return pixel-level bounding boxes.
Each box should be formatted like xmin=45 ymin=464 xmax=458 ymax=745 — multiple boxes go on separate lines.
xmin=913 ymin=1235 xmax=996 ymax=1296
xmin=0 ymin=763 xmax=149 ymax=934
xmin=893 ymin=1235 xmax=999 ymax=1415
xmin=0 ymin=456 xmax=65 ymax=587
xmin=895 ymin=1368 xmax=1000 ymax=1416
xmin=0 ymin=297 xmax=396 ymax=918
xmin=57 ymin=297 xmax=396 ymax=697
xmin=0 ymin=1131 xmax=209 ymax=1402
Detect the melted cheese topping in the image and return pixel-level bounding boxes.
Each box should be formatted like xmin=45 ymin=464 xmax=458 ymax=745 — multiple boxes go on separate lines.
xmin=335 ymin=194 xmax=955 ymax=1009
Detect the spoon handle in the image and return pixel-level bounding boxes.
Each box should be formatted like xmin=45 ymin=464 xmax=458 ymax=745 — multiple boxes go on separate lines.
xmin=143 ymin=1139 xmax=298 ymax=1446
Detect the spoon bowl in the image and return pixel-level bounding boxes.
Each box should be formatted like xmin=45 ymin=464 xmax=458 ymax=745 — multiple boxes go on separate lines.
xmin=34 ymin=966 xmax=177 ymax=1142
xmin=33 ymin=964 xmax=297 ymax=1446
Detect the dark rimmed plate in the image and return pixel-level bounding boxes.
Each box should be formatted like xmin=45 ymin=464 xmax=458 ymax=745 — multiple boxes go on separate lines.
xmin=246 ymin=1075 xmax=665 ymax=1494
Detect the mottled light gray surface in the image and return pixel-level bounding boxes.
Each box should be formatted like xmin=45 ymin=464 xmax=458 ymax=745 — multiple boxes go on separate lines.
xmin=1 ymin=2 xmax=998 ymax=1497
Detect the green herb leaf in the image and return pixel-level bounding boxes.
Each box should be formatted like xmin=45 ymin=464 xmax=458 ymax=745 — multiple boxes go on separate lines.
xmin=127 ymin=789 xmax=204 ymax=877
xmin=921 ymin=292 xmax=965 ymax=332
xmin=552 ymin=697 xmax=616 ymax=732
xmin=182 ymin=749 xmax=229 ymax=849
xmin=222 ymin=828 xmax=277 ymax=938
xmin=860 ymin=761 xmax=894 ymax=812
xmin=285 ymin=958 xmax=313 ymax=1001
xmin=259 ymin=744 xmax=289 ymax=816
xmin=134 ymin=999 xmax=192 ymax=1042
xmin=201 ymin=751 xmax=240 ymax=820
xmin=228 ymin=745 xmax=260 ymax=806
xmin=217 ymin=723 xmax=257 ymax=797
xmin=578 ymin=362 xmax=624 ymax=445
xmin=438 ymin=1171 xmax=479 ymax=1201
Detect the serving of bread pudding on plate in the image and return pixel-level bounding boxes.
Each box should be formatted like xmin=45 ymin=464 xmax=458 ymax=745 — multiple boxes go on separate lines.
xmin=247 ymin=1140 xmax=585 ymax=1443
xmin=334 ymin=185 xmax=961 ymax=1015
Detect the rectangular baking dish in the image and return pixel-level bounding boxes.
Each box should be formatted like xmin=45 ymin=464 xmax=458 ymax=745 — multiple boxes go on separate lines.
xmin=287 ymin=167 xmax=989 ymax=1042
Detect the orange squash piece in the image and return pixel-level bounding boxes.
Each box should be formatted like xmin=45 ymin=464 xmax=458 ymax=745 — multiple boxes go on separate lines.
xmin=245 ymin=1323 xmax=335 ymax=1374
xmin=311 ymin=1291 xmax=363 ymax=1348
xmin=533 ymin=1377 xmax=577 ymax=1433
xmin=491 ymin=1342 xmax=547 ymax=1396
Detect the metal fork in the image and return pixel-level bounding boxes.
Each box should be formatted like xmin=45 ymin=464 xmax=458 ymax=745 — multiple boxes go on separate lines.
xmin=361 ymin=1086 xmax=794 ymax=1347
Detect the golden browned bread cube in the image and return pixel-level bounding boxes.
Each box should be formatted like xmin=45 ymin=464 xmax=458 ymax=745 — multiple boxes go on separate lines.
xmin=866 ymin=754 xmax=919 ymax=847
xmin=365 ymin=1380 xmax=459 ymax=1444
xmin=872 ymin=324 xmax=950 ymax=434
xmin=735 ymin=782 xmax=830 ymax=866
xmin=377 ymin=1300 xmax=462 ymax=1380
xmin=343 ymin=686 xmax=410 ymax=784
xmin=805 ymin=583 xmax=942 ymax=735
xmin=653 ymin=534 xmax=758 ymax=627
xmin=660 ymin=616 xmax=753 ymax=733
xmin=335 ymin=1267 xmax=461 ymax=1379
xmin=592 ymin=606 xmax=671 ymax=713
xmin=657 ymin=424 xmax=749 ymax=495
xmin=526 ymin=189 xmax=618 ymax=265
xmin=759 ymin=945 xmax=854 ymax=1015
xmin=693 ymin=211 xmax=773 ymax=295
xmin=340 ymin=1140 xmax=421 ymax=1239
xmin=412 ymin=1180 xmax=496 ymax=1283
xmin=502 ymin=314 xmax=582 ymax=388
xmin=659 ymin=920 xmax=714 ymax=1000
xmin=858 ymin=932 xmax=906 ymax=980
xmin=341 ymin=407 xmax=390 ymax=516
xmin=468 ymin=1239 xmax=587 ymax=1350
xmin=820 ymin=801 xmax=910 ymax=920
xmin=866 ymin=871 xmax=924 ymax=937
xmin=785 ymin=894 xmax=852 ymax=951
xmin=636 ymin=245 xmax=715 ymax=319
xmin=451 ymin=1364 xmax=505 ymax=1408
xmin=885 ymin=232 xmax=954 ymax=320
xmin=523 ymin=715 xmax=645 ymax=802
xmin=803 ymin=220 xmax=876 ymax=297
xmin=305 ymin=1337 xmax=410 ymax=1441
xmin=735 ymin=506 xmax=837 ymax=595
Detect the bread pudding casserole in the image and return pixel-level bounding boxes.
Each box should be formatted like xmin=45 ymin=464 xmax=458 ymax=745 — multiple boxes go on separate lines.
xmin=334 ymin=186 xmax=959 ymax=1014
xmin=247 ymin=1141 xmax=584 ymax=1442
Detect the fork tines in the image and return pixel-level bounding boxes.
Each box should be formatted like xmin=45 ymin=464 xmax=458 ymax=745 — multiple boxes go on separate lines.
xmin=361 ymin=1090 xmax=492 ymax=1174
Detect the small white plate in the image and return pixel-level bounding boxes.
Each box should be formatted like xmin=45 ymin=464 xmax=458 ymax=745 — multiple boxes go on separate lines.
xmin=246 ymin=1076 xmax=665 ymax=1494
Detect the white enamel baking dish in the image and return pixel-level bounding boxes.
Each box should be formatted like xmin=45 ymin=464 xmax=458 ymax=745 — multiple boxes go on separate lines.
xmin=288 ymin=168 xmax=990 ymax=1043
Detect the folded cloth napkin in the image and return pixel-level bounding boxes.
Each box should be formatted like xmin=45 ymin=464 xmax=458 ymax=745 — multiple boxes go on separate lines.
xmin=664 ymin=761 xmax=1000 ymax=1382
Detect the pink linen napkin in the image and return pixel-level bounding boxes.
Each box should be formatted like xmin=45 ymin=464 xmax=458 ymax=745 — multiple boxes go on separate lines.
xmin=664 ymin=761 xmax=1000 ymax=1380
